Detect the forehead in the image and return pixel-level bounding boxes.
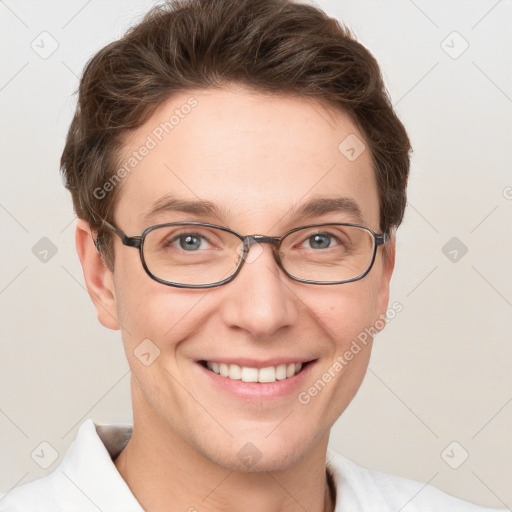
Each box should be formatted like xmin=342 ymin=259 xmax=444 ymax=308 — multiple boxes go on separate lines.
xmin=115 ymin=86 xmax=379 ymax=232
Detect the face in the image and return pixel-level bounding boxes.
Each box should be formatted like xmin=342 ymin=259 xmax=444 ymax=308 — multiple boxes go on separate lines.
xmin=82 ymin=85 xmax=394 ymax=472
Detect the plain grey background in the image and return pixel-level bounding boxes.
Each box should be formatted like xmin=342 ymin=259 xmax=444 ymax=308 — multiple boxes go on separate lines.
xmin=0 ymin=0 xmax=511 ymax=508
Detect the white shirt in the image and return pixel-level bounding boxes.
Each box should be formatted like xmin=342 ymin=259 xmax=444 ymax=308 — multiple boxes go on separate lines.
xmin=0 ymin=419 xmax=505 ymax=512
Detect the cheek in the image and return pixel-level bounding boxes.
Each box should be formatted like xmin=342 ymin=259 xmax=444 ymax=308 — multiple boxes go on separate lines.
xmin=295 ymin=286 xmax=377 ymax=430
xmin=112 ymin=262 xmax=204 ymax=352
xmin=308 ymin=281 xmax=380 ymax=346
xmin=304 ymin=284 xmax=378 ymax=388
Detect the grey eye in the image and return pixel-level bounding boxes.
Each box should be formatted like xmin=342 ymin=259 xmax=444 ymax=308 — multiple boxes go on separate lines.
xmin=178 ymin=234 xmax=203 ymax=251
xmin=308 ymin=233 xmax=332 ymax=249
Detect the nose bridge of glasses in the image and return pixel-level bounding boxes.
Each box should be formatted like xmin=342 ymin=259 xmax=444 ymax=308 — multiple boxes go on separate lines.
xmin=245 ymin=234 xmax=279 ymax=246
xmin=240 ymin=234 xmax=281 ymax=263
xmin=242 ymin=234 xmax=280 ymax=253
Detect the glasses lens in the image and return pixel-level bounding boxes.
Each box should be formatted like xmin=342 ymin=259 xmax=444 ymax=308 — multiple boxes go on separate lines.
xmin=142 ymin=223 xmax=376 ymax=287
xmin=142 ymin=224 xmax=243 ymax=286
xmin=280 ymin=224 xmax=375 ymax=283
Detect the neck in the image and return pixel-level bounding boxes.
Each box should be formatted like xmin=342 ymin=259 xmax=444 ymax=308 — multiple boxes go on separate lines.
xmin=114 ymin=386 xmax=335 ymax=512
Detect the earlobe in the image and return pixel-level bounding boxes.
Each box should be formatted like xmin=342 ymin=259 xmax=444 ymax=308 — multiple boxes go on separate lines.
xmin=75 ymin=219 xmax=120 ymax=331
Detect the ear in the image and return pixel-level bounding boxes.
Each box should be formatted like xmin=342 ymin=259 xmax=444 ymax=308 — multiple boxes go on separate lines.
xmin=75 ymin=219 xmax=120 ymax=330
xmin=374 ymin=235 xmax=396 ymax=330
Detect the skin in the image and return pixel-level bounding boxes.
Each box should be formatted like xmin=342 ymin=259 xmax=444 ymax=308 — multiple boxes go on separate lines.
xmin=76 ymin=85 xmax=395 ymax=512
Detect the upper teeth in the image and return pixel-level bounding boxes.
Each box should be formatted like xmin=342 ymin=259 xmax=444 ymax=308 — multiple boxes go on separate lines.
xmin=206 ymin=362 xmax=302 ymax=383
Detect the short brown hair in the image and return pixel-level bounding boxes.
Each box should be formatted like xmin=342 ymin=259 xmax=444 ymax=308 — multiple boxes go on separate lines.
xmin=61 ymin=0 xmax=411 ymax=269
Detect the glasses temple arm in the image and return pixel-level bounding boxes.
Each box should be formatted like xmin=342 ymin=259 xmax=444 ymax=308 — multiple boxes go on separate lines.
xmin=99 ymin=219 xmax=142 ymax=248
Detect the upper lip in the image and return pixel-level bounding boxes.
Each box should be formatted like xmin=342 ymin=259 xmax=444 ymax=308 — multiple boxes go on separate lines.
xmin=199 ymin=358 xmax=316 ymax=368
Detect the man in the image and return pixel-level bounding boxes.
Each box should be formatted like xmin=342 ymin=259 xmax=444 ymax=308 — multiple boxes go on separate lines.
xmin=0 ymin=0 xmax=505 ymax=510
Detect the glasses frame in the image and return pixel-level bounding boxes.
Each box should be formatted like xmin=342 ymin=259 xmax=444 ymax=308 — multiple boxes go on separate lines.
xmin=98 ymin=219 xmax=389 ymax=289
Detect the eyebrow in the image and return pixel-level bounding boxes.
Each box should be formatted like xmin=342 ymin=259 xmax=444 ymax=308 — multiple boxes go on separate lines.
xmin=141 ymin=194 xmax=365 ymax=227
xmin=289 ymin=195 xmax=365 ymax=224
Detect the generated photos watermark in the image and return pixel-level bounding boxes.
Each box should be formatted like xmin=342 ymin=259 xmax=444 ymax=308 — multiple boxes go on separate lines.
xmin=93 ymin=96 xmax=198 ymax=200
xmin=297 ymin=301 xmax=403 ymax=405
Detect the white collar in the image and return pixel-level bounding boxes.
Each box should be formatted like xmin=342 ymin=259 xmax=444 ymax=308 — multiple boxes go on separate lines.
xmin=56 ymin=419 xmax=143 ymax=511
xmin=4 ymin=419 xmax=487 ymax=511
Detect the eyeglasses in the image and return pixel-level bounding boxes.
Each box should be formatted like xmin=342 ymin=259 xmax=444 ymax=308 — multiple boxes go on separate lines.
xmin=98 ymin=219 xmax=389 ymax=288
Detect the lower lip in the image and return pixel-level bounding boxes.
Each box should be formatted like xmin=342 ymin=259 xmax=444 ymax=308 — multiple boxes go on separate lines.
xmin=196 ymin=361 xmax=315 ymax=400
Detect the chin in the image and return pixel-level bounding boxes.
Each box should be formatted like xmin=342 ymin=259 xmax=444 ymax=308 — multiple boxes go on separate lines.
xmin=195 ymin=428 xmax=324 ymax=474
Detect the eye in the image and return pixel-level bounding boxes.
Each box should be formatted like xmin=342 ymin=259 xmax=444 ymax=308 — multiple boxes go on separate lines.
xmin=303 ymin=232 xmax=339 ymax=250
xmin=169 ymin=232 xmax=213 ymax=251
xmin=179 ymin=234 xmax=202 ymax=251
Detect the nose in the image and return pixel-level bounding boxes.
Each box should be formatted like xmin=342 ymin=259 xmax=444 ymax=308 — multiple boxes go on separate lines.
xmin=219 ymin=241 xmax=299 ymax=339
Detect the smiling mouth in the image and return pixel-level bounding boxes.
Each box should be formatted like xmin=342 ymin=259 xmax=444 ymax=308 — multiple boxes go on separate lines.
xmin=199 ymin=360 xmax=313 ymax=383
